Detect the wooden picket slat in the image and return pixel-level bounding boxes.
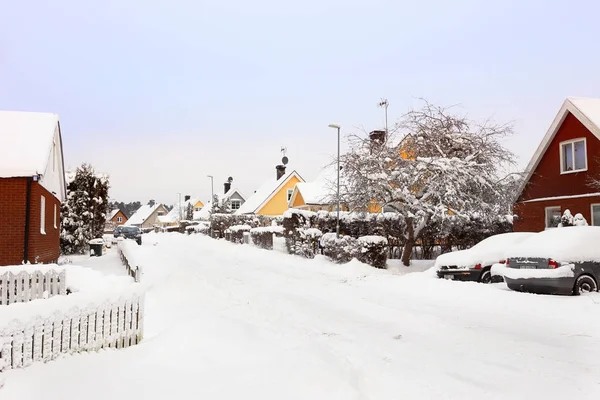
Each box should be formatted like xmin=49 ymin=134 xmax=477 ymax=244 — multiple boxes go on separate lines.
xmin=0 ymin=270 xmax=66 ymax=305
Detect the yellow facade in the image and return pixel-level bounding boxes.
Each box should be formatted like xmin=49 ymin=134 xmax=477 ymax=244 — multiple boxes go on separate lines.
xmin=257 ymin=175 xmax=302 ymax=216
xmin=193 ymin=200 xmax=204 ymax=209
xmin=291 ymin=190 xmax=306 ymax=208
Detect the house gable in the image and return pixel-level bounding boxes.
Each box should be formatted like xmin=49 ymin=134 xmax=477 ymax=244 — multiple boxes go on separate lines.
xmin=111 ymin=210 xmax=128 ymax=223
xmin=517 ymin=97 xmax=600 ymax=202
xmin=290 ymin=187 xmax=306 ymax=208
xmin=257 ymin=175 xmax=302 ymax=216
xmin=193 ymin=200 xmax=204 ymax=209
xmin=518 ymin=111 xmax=600 ymax=202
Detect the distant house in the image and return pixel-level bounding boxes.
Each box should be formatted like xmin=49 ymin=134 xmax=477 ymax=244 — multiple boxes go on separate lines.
xmin=105 ymin=209 xmax=128 ymax=232
xmin=193 ymin=178 xmax=247 ymax=220
xmin=0 ymin=111 xmax=67 ymax=266
xmin=289 ymin=165 xmax=341 ymax=212
xmin=126 ymin=204 xmax=169 ymax=229
xmin=514 ymin=97 xmax=600 ymax=231
xmin=235 ymin=164 xmax=304 ymax=216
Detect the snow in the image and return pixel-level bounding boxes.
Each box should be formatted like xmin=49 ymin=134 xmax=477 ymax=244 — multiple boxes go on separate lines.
xmin=0 ymin=111 xmax=59 ymax=177
xmin=228 ymin=224 xmax=251 ymax=232
xmin=491 ymin=263 xmax=575 ymax=279
xmin=292 ymin=165 xmax=340 ymax=205
xmin=2 ymin=234 xmax=600 ymax=399
xmin=235 ymin=170 xmax=304 ymax=215
xmin=250 ymin=226 xmax=285 ymax=234
xmin=507 ymin=226 xmax=600 ymax=262
xmin=434 ymin=232 xmax=536 ymax=269
xmin=125 ymin=204 xmax=161 ymax=226
xmin=357 ymin=235 xmax=388 ymax=245
xmin=569 ymin=96 xmax=600 ymax=132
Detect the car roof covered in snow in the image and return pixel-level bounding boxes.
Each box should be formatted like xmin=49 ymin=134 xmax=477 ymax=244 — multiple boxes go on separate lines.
xmin=0 ymin=110 xmax=61 ymax=178
xmin=506 ymin=226 xmax=600 ymax=262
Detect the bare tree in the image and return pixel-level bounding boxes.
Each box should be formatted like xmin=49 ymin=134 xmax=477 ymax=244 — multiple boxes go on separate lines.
xmin=340 ymin=100 xmax=516 ymax=266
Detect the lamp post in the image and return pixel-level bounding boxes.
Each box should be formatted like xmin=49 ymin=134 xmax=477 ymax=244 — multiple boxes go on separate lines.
xmin=176 ymin=192 xmax=182 ymax=221
xmin=378 ymin=98 xmax=389 ymax=135
xmin=207 ymin=175 xmax=214 ymax=213
xmin=328 ymin=123 xmax=341 ymax=238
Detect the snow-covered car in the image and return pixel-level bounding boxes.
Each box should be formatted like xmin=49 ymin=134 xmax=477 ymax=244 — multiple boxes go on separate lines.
xmin=435 ymin=232 xmax=536 ymax=283
xmin=491 ymin=226 xmax=600 ymax=295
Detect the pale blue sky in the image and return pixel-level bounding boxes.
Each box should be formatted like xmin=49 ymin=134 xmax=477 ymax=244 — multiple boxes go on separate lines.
xmin=2 ymin=0 xmax=600 ymax=204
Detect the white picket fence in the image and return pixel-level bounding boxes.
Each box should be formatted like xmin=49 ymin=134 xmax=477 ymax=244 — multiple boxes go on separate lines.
xmin=117 ymin=241 xmax=142 ymax=282
xmin=0 ymin=294 xmax=145 ymax=372
xmin=0 ymin=270 xmax=66 ymax=305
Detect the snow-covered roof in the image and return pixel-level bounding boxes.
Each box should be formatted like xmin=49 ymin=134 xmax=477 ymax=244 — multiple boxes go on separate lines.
xmin=235 ymin=170 xmax=304 ymax=215
xmin=291 ymin=166 xmax=338 ymax=206
xmin=0 ymin=110 xmax=61 ymax=178
xmin=224 ymin=187 xmax=245 ymax=201
xmin=126 ymin=204 xmax=162 ymax=226
xmin=516 ymin=97 xmax=600 ymax=201
xmin=106 ymin=209 xmax=120 ymax=221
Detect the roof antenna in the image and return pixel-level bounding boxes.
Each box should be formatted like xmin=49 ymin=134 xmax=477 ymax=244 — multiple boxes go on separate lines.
xmin=281 ymin=146 xmax=289 ymax=165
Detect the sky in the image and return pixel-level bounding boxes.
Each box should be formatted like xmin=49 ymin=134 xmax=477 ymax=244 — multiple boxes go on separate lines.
xmin=2 ymin=0 xmax=600 ymax=205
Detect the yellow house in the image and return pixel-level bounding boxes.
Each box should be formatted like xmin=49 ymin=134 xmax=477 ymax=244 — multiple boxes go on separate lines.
xmin=234 ymin=169 xmax=304 ymax=216
xmin=192 ymin=199 xmax=204 ymax=212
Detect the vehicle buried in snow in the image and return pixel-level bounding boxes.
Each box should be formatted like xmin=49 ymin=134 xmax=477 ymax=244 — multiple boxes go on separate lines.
xmin=491 ymin=226 xmax=600 ymax=295
xmin=114 ymin=226 xmax=143 ymax=245
xmin=435 ymin=232 xmax=535 ymax=283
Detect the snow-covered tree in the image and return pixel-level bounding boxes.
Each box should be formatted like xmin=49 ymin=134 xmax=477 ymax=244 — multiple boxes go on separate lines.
xmin=60 ymin=164 xmax=110 ymax=254
xmin=340 ymin=100 xmax=515 ymax=265
xmin=185 ymin=203 xmax=194 ymax=220
xmin=559 ymin=209 xmax=574 ymax=227
xmin=573 ymin=213 xmax=589 ymax=226
xmin=212 ymin=194 xmax=232 ymax=214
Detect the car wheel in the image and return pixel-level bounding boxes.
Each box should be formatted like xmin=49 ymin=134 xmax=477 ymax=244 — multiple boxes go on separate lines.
xmin=479 ymin=269 xmax=492 ymax=284
xmin=573 ymin=275 xmax=598 ymax=295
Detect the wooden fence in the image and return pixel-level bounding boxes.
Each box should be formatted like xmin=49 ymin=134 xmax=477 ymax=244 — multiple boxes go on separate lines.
xmin=0 ymin=270 xmax=66 ymax=305
xmin=117 ymin=244 xmax=142 ymax=283
xmin=0 ymin=294 xmax=145 ymax=372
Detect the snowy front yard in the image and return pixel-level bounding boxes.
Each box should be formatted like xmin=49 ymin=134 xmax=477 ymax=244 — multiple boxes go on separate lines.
xmin=3 ymin=233 xmax=600 ymax=399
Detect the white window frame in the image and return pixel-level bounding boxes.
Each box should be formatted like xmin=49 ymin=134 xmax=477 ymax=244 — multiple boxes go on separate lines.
xmin=591 ymin=203 xmax=600 ymax=226
xmin=559 ymin=138 xmax=587 ymax=174
xmin=231 ymin=200 xmax=241 ymax=210
xmin=287 ymin=188 xmax=294 ymax=202
xmin=40 ymin=195 xmax=46 ymax=234
xmin=545 ymin=206 xmax=561 ymax=229
xmin=53 ymin=204 xmax=57 ymax=229
xmin=117 ymin=216 xmax=123 ymax=223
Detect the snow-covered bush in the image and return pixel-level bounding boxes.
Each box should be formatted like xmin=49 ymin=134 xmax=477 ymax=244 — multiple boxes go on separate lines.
xmin=573 ymin=213 xmax=589 ymax=226
xmin=357 ymin=236 xmax=388 ymax=268
xmin=321 ymin=234 xmax=360 ymax=264
xmin=559 ymin=209 xmax=574 ymax=227
xmin=225 ymin=225 xmax=251 ymax=244
xmin=250 ymin=226 xmax=284 ymax=250
xmin=210 ymin=214 xmax=278 ymax=238
xmin=283 ymin=209 xmax=320 ymax=258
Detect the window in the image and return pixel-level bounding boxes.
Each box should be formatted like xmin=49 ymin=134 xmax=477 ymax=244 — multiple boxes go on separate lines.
xmin=560 ymin=138 xmax=587 ymax=173
xmin=53 ymin=204 xmax=57 ymax=229
xmin=157 ymin=211 xmax=165 ymax=216
xmin=287 ymin=188 xmax=294 ymax=202
xmin=117 ymin=216 xmax=123 ymax=223
xmin=231 ymin=200 xmax=241 ymax=210
xmin=195 ymin=207 xmax=202 ymax=212
xmin=40 ymin=195 xmax=46 ymax=234
xmin=591 ymin=204 xmax=600 ymax=226
xmin=545 ymin=206 xmax=561 ymax=228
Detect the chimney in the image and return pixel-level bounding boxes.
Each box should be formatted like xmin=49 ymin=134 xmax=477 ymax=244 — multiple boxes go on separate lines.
xmin=224 ymin=176 xmax=233 ymax=194
xmin=184 ymin=195 xmax=190 ymax=202
xmin=276 ymin=164 xmax=286 ymax=180
xmin=369 ymin=130 xmax=386 ymax=145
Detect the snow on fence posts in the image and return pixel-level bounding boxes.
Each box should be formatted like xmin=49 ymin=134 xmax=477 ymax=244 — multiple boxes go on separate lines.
xmin=117 ymin=240 xmax=142 ymax=282
xmin=0 ymin=269 xmax=66 ymax=305
xmin=0 ymin=294 xmax=145 ymax=374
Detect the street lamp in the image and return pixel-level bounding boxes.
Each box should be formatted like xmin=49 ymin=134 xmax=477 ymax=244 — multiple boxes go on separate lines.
xmin=176 ymin=192 xmax=182 ymax=221
xmin=207 ymin=175 xmax=214 ymax=213
xmin=328 ymin=123 xmax=341 ymax=239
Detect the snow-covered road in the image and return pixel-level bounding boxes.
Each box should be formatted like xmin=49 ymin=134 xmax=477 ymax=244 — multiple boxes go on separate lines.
xmin=3 ymin=233 xmax=600 ymax=399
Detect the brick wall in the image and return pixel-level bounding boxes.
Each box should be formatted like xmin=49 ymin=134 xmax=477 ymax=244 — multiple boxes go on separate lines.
xmin=27 ymin=182 xmax=61 ymax=264
xmin=0 ymin=178 xmax=61 ymax=266
xmin=0 ymin=178 xmax=28 ymax=266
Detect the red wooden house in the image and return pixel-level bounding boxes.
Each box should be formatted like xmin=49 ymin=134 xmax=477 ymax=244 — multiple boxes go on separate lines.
xmin=0 ymin=111 xmax=67 ymax=266
xmin=514 ymin=97 xmax=600 ymax=232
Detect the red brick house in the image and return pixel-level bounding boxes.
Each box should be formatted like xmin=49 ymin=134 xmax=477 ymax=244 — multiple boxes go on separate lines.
xmin=514 ymin=97 xmax=600 ymax=232
xmin=0 ymin=111 xmax=67 ymax=266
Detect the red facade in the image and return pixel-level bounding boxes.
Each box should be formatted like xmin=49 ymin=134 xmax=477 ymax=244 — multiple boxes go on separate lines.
xmin=0 ymin=178 xmax=61 ymax=266
xmin=514 ymin=112 xmax=600 ymax=232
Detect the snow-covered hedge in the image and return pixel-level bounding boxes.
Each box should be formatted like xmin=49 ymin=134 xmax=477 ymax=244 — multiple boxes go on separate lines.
xmin=320 ymin=234 xmax=388 ymax=268
xmin=250 ymin=226 xmax=285 ymax=250
xmin=210 ymin=214 xmax=279 ymax=238
xmin=225 ymin=225 xmax=252 ymax=244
